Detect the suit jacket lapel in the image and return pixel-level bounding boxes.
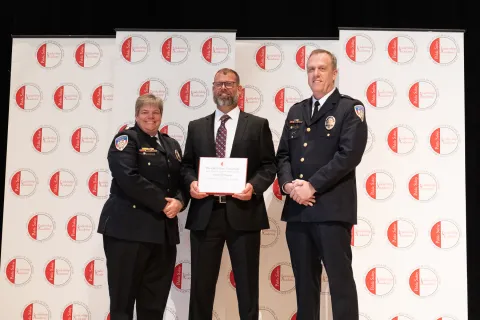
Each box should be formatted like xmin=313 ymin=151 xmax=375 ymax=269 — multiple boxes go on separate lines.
xmin=231 ymin=112 xmax=248 ymax=157
xmin=156 ymin=133 xmax=167 ymax=154
xmin=205 ymin=112 xmax=216 ymax=157
xmin=302 ymin=98 xmax=313 ymax=126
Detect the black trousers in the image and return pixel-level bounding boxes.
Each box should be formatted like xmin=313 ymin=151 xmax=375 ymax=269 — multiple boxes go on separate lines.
xmin=103 ymin=235 xmax=176 ymax=320
xmin=188 ymin=203 xmax=261 ymax=320
xmin=286 ymin=221 xmax=358 ymax=320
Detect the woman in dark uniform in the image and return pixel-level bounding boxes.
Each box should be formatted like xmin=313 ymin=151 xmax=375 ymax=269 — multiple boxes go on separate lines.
xmin=97 ymin=93 xmax=189 ymax=320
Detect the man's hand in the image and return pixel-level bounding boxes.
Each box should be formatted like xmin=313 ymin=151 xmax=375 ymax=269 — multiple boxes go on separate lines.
xmin=164 ymin=197 xmax=183 ymax=218
xmin=190 ymin=181 xmax=208 ymax=199
xmin=289 ymin=180 xmax=316 ymax=206
xmin=232 ymin=183 xmax=254 ymax=201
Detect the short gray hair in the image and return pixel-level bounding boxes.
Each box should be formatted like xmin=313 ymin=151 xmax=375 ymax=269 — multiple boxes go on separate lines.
xmin=308 ymin=49 xmax=337 ymax=70
xmin=135 ymin=93 xmax=163 ymax=116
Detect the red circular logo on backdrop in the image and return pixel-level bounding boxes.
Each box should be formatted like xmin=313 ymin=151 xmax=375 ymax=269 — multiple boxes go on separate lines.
xmin=364 ymin=170 xmax=395 ymax=201
xmin=387 ymin=219 xmax=416 ymax=249
xmin=228 ymin=268 xmax=236 ymax=289
xmin=88 ymin=169 xmax=110 ymax=199
xmin=408 ymin=172 xmax=438 ymax=201
xmin=53 ymin=83 xmax=81 ymax=112
xmin=409 ymin=266 xmax=439 ymax=297
xmin=389 ymin=314 xmax=414 ymax=320
xmin=32 ymin=125 xmax=59 ymax=154
xmin=117 ymin=121 xmax=134 ymax=133
xmin=179 ymin=78 xmax=208 ymax=109
xmin=345 ymin=34 xmax=375 ymax=63
xmin=66 ymin=213 xmax=94 ymax=243
xmin=429 ymin=35 xmax=459 ymax=65
xmin=172 ymin=260 xmax=191 ymax=293
xmin=431 ymin=220 xmax=460 ymax=249
xmin=408 ymin=79 xmax=438 ymax=110
xmin=351 ymin=218 xmax=374 ymax=248
xmin=15 ymin=83 xmax=42 ymax=111
xmin=36 ymin=41 xmax=63 ymax=69
xmin=359 ymin=314 xmax=372 ymax=320
xmin=161 ymin=35 xmax=190 ymax=65
xmin=23 ymin=300 xmax=51 ymax=320
xmin=49 ymin=169 xmax=77 ymax=198
xmin=84 ymin=257 xmax=106 ymax=288
xmin=201 ymin=35 xmax=231 ymax=65
xmin=290 ymin=311 xmax=297 ymax=320
xmin=75 ymin=40 xmax=102 ymax=69
xmin=139 ymin=78 xmax=169 ymax=101
xmin=44 ymin=257 xmax=73 ymax=287
xmin=295 ymin=43 xmax=319 ymax=70
xmin=255 ymin=43 xmax=284 ymax=72
xmin=164 ymin=307 xmax=178 ymax=320
xmin=238 ymin=85 xmax=263 ymax=114
xmin=271 ymin=178 xmax=284 ymax=202
xmin=70 ymin=125 xmax=99 ymax=154
xmin=365 ymin=127 xmax=375 ymax=153
xmin=92 ymin=83 xmax=113 ymax=112
xmin=274 ymin=86 xmax=303 ymax=114
xmin=387 ymin=125 xmax=416 ymax=155
xmin=365 ymin=265 xmax=395 ymax=296
xmin=387 ymin=35 xmax=416 ymax=64
xmin=436 ymin=316 xmax=457 ymax=320
xmin=27 ymin=212 xmax=55 ymax=242
xmin=4 ymin=256 xmax=33 ymax=286
xmin=429 ymin=125 xmax=460 ymax=156
xmin=9 ymin=168 xmax=38 ymax=198
xmin=120 ymin=35 xmax=149 ymax=64
xmin=365 ymin=79 xmax=396 ymax=109
xmin=261 ymin=217 xmax=280 ymax=248
xmin=62 ymin=302 xmax=91 ymax=320
xmin=269 ymin=262 xmax=295 ymax=294
xmin=160 ymin=122 xmax=186 ymax=148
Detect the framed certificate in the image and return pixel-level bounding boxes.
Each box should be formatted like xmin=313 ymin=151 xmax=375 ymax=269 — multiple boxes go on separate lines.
xmin=197 ymin=157 xmax=248 ymax=194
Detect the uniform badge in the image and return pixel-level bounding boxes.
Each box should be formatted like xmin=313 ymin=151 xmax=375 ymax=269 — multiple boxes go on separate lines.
xmin=115 ymin=135 xmax=128 ymax=151
xmin=354 ymin=105 xmax=365 ymax=122
xmin=174 ymin=149 xmax=181 ymax=161
xmin=139 ymin=147 xmax=157 ymax=154
xmin=325 ymin=116 xmax=336 ymax=130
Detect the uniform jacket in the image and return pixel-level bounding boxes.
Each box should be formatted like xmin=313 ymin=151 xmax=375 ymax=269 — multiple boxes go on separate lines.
xmin=97 ymin=123 xmax=189 ymax=245
xmin=276 ymin=88 xmax=368 ymax=225
xmin=181 ymin=110 xmax=276 ymax=231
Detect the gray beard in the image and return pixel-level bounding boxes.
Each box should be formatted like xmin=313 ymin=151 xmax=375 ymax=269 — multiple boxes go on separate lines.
xmin=214 ymin=94 xmax=238 ymax=107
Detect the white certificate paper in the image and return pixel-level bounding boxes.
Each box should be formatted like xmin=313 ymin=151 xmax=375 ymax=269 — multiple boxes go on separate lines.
xmin=198 ymin=157 xmax=248 ymax=194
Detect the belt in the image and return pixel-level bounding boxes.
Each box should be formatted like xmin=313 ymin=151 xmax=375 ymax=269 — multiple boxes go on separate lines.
xmin=212 ymin=195 xmax=227 ymax=203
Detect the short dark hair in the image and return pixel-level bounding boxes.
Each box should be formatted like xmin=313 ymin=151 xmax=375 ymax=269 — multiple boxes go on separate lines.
xmin=214 ymin=68 xmax=240 ymax=84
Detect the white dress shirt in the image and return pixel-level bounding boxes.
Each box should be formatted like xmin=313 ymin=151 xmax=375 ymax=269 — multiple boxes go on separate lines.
xmin=311 ymin=87 xmax=336 ymax=116
xmin=214 ymin=106 xmax=240 ymax=158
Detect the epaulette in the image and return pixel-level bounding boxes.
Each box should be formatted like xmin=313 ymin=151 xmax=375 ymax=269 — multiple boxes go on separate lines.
xmin=340 ymin=94 xmax=355 ymax=100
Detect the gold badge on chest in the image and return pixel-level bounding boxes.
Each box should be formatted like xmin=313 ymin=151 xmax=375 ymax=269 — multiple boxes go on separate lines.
xmin=325 ymin=116 xmax=336 ymax=130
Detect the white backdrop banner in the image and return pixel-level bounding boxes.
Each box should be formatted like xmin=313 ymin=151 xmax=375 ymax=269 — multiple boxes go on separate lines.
xmin=338 ymin=28 xmax=467 ymax=320
xmin=111 ymin=29 xmax=237 ymax=320
xmin=1 ymin=36 xmax=116 ymax=319
xmin=234 ymin=38 xmax=339 ymax=320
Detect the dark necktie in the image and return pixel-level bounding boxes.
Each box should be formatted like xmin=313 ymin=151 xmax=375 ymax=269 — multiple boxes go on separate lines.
xmin=312 ymin=100 xmax=320 ymax=119
xmin=215 ymin=114 xmax=230 ymax=157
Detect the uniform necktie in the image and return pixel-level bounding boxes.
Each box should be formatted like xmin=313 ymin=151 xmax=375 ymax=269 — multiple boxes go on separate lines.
xmin=215 ymin=114 xmax=230 ymax=157
xmin=312 ymin=100 xmax=320 ymax=119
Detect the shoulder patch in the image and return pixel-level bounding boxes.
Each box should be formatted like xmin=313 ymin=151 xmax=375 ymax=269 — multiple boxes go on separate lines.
xmin=115 ymin=135 xmax=129 ymax=151
xmin=354 ymin=105 xmax=365 ymax=122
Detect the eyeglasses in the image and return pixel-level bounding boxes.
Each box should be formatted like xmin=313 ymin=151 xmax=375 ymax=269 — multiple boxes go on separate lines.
xmin=212 ymin=81 xmax=236 ymax=89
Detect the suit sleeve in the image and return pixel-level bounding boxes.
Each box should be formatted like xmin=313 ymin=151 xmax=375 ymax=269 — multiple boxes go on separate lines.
xmin=247 ymin=119 xmax=277 ymax=194
xmin=308 ymin=102 xmax=368 ymax=194
xmin=108 ymin=132 xmax=167 ymax=212
xmin=181 ymin=121 xmax=198 ymax=189
xmin=172 ymin=139 xmax=190 ymax=210
xmin=275 ymin=116 xmax=294 ymax=195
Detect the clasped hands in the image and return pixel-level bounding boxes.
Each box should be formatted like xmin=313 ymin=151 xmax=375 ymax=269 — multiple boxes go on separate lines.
xmin=284 ymin=179 xmax=316 ymax=206
xmin=163 ymin=197 xmax=183 ymax=219
xmin=190 ymin=181 xmax=253 ymax=201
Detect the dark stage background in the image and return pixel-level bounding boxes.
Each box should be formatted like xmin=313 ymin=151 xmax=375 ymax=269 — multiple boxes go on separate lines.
xmin=3 ymin=0 xmax=478 ymax=317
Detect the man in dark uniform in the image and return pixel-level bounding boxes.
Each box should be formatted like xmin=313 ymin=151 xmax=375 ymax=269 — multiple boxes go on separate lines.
xmin=276 ymin=49 xmax=368 ymax=320
xmin=97 ymin=93 xmax=189 ymax=320
xmin=182 ymin=68 xmax=276 ymax=320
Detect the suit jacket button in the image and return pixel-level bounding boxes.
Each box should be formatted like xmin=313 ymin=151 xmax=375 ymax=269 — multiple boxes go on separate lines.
xmin=299 ymin=174 xmax=303 ymax=178
xmin=133 ymin=205 xmax=136 ymax=208
xmin=307 ymin=128 xmax=311 ymax=132
xmin=300 ymin=157 xmax=304 ymax=162
xmin=148 ymin=162 xmax=151 ymax=166
xmin=303 ymin=143 xmax=307 ymax=147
